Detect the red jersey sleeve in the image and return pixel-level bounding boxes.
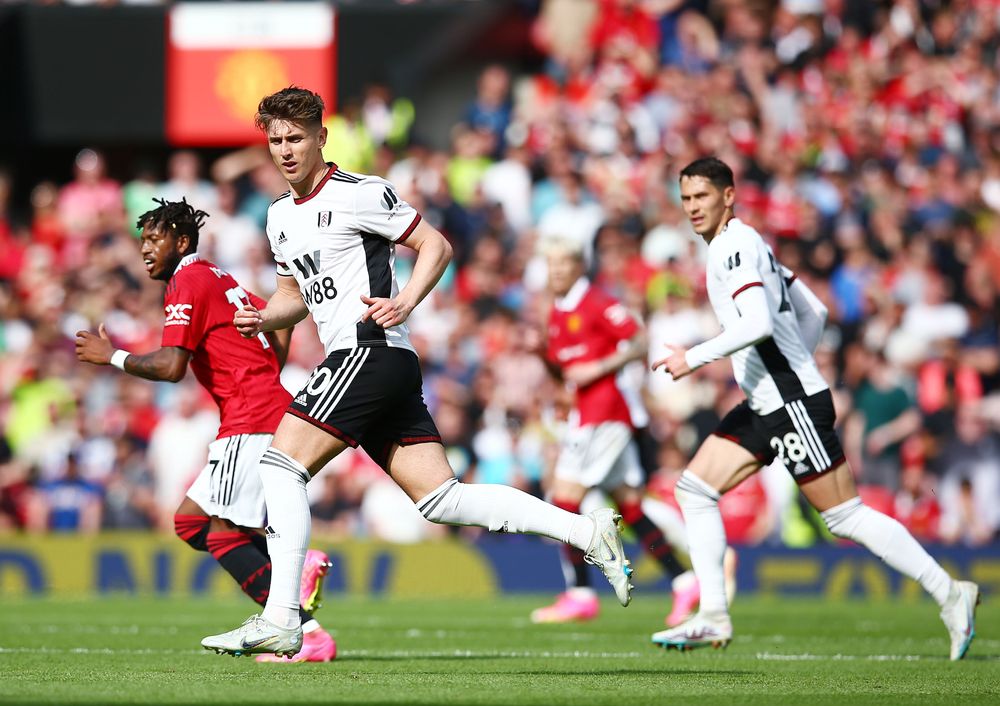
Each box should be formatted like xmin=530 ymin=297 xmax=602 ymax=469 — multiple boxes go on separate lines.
xmin=161 ymin=273 xmax=207 ymax=351
xmin=592 ymin=293 xmax=639 ymax=343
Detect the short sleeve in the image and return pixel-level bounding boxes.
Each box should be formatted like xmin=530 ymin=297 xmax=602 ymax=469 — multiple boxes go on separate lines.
xmin=161 ymin=275 xmax=206 ymax=351
xmin=265 ymin=212 xmax=294 ymax=277
xmin=595 ymin=297 xmax=639 ymax=342
xmin=713 ymin=238 xmax=764 ymax=299
xmin=354 ymin=178 xmax=422 ymax=243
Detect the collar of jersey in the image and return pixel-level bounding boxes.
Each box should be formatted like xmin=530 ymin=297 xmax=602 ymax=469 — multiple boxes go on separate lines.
xmin=292 ymin=162 xmax=338 ymax=205
xmin=172 ymin=253 xmax=202 ymax=277
xmin=554 ymin=277 xmax=590 ymax=312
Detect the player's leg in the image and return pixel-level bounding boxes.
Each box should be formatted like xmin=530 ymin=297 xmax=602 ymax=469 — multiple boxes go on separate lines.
xmin=174 ymin=496 xmax=211 ymax=551
xmin=652 ymin=403 xmax=765 ymax=650
xmin=202 ymin=415 xmax=349 ymax=656
xmin=256 ymin=414 xmax=348 ymax=630
xmin=386 ymin=441 xmax=632 ymax=606
xmin=800 ymin=461 xmax=978 ymax=659
xmin=531 ymin=477 xmax=598 ymax=623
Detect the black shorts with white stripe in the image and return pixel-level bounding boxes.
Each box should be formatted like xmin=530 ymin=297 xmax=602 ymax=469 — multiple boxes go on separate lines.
xmin=713 ymin=389 xmax=846 ymax=483
xmin=286 ymin=346 xmax=441 ymax=470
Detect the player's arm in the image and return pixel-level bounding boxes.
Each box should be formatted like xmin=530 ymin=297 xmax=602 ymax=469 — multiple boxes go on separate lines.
xmin=361 ymin=219 xmax=453 ymax=328
xmin=75 ymin=324 xmax=191 ymax=382
xmin=564 ymin=330 xmax=648 ymax=387
xmin=784 ymin=269 xmax=828 ymax=353
xmin=265 ymin=327 xmax=294 ymax=370
xmin=235 ymin=275 xmax=308 ymax=338
xmin=524 ymin=325 xmax=565 ymax=381
xmin=653 ymin=285 xmax=773 ymax=380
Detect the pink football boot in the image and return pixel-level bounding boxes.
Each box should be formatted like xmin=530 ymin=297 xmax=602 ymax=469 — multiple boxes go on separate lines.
xmin=256 ymin=627 xmax=336 ymax=663
xmin=666 ymin=571 xmax=700 ymax=627
xmin=300 ymin=549 xmax=333 ymax=613
xmin=530 ymin=588 xmax=600 ymax=623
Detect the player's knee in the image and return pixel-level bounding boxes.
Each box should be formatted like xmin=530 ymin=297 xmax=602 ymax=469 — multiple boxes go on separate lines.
xmin=174 ymin=514 xmax=210 ymax=551
xmin=674 ymin=470 xmax=720 ymax=511
xmin=820 ymin=496 xmax=864 ymax=539
xmin=416 ymin=477 xmax=462 ymax=524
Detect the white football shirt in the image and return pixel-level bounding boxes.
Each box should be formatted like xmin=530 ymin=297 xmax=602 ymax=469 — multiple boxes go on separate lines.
xmin=265 ymin=164 xmax=422 ymax=354
xmin=702 ymin=218 xmax=828 ymax=414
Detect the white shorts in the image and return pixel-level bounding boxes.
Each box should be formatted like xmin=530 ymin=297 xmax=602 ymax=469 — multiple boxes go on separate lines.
xmin=186 ymin=433 xmax=272 ymax=528
xmin=554 ymin=421 xmax=643 ymax=491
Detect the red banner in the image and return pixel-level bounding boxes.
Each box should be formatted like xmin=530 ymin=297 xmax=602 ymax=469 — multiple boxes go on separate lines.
xmin=166 ymin=3 xmax=336 ymax=147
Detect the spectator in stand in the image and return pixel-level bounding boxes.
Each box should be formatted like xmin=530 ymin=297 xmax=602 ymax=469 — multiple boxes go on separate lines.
xmin=31 ymin=450 xmax=103 ymax=534
xmin=158 ymin=151 xmax=217 ymax=216
xmin=936 ymin=403 xmax=1000 ymax=546
xmin=57 ymin=149 xmax=123 ymax=267
xmin=845 ymin=348 xmax=921 ymax=492
xmin=464 ymin=65 xmax=513 ymax=156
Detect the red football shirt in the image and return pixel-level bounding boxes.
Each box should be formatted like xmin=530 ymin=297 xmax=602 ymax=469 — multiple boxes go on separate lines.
xmin=546 ymin=278 xmax=638 ymax=427
xmin=161 ymin=255 xmax=291 ymax=439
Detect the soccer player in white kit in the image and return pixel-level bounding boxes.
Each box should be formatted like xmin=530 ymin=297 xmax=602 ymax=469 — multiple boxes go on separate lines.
xmin=201 ymin=87 xmax=634 ymax=658
xmin=649 ymin=158 xmax=979 ymax=660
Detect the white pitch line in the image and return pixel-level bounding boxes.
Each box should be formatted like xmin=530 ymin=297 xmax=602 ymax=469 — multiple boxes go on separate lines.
xmin=0 ymin=647 xmax=202 ymax=656
xmin=756 ymin=652 xmax=924 ymax=662
xmin=340 ymin=649 xmax=647 ymax=659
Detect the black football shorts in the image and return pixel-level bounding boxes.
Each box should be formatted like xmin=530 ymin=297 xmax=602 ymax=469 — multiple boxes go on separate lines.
xmin=713 ymin=389 xmax=845 ymax=483
xmin=287 ymin=346 xmax=441 ymax=470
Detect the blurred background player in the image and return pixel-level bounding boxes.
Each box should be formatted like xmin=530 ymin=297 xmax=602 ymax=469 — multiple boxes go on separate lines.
xmin=530 ymin=236 xmax=722 ymax=626
xmin=202 ymin=87 xmax=632 ymax=658
xmin=74 ymin=198 xmax=336 ymax=663
xmin=650 ymin=158 xmax=979 ymax=661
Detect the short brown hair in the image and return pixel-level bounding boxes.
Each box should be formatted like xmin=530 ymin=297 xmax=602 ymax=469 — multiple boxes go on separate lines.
xmin=254 ymin=86 xmax=325 ymax=131
xmin=680 ymin=157 xmax=734 ymax=190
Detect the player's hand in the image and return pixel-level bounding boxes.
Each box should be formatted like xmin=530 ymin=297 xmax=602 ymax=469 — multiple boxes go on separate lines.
xmin=522 ymin=326 xmax=546 ymax=356
xmin=234 ymin=304 xmax=264 ymax=338
xmin=75 ymin=324 xmax=114 ymax=365
xmin=652 ymin=343 xmax=693 ymax=380
xmin=360 ymin=294 xmax=412 ymax=328
xmin=563 ymin=360 xmax=607 ymax=387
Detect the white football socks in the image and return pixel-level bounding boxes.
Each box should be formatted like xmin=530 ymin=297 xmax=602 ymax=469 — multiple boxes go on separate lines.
xmin=417 ymin=477 xmax=595 ymax=550
xmin=675 ymin=470 xmax=729 ymax=616
xmin=821 ymin=497 xmax=952 ymax=606
xmin=257 ymin=448 xmax=312 ymax=630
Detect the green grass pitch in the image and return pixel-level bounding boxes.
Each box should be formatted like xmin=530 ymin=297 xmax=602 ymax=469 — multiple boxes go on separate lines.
xmin=0 ymin=594 xmax=996 ymax=705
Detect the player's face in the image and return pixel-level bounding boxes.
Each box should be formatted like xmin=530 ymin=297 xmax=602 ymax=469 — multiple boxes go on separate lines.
xmin=547 ymin=250 xmax=584 ymax=297
xmin=266 ymin=120 xmax=327 ymax=185
xmin=679 ymin=175 xmax=734 ymax=238
xmin=140 ymin=225 xmax=184 ymax=281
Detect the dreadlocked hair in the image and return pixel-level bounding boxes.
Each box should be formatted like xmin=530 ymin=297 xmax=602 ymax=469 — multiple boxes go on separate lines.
xmin=136 ymin=197 xmax=209 ymax=249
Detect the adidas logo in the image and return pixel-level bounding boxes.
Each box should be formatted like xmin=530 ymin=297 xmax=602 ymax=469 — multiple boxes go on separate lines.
xmin=793 ymin=461 xmax=810 ymax=476
xmin=498 ymin=521 xmax=509 ymax=534
xmin=294 ymin=394 xmax=308 ymax=405
xmin=277 ymin=231 xmax=287 ymax=244
xmin=265 ymin=524 xmax=280 ymax=539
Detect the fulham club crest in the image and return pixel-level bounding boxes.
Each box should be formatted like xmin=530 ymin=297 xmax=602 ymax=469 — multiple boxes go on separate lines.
xmin=317 ymin=211 xmax=332 ymax=228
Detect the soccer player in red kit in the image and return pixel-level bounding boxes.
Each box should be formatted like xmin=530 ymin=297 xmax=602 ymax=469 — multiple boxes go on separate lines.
xmin=75 ymin=198 xmax=335 ymax=662
xmin=531 ymin=237 xmax=696 ymax=624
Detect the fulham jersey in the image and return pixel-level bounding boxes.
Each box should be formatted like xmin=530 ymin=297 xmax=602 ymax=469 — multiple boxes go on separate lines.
xmin=703 ymin=218 xmax=827 ymax=415
xmin=265 ymin=164 xmax=423 ymax=355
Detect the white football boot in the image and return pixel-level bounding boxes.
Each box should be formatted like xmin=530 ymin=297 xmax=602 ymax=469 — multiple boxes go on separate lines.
xmin=583 ymin=508 xmax=633 ymax=607
xmin=652 ymin=611 xmax=733 ymax=651
xmin=202 ymin=614 xmax=303 ymax=658
xmin=940 ymin=580 xmax=980 ymax=661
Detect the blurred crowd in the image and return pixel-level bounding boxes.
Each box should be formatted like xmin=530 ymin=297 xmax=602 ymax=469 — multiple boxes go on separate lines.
xmin=2 ymin=0 xmax=999 ymax=548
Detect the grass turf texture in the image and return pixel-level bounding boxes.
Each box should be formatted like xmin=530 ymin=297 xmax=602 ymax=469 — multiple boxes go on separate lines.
xmin=0 ymin=595 xmax=996 ymax=705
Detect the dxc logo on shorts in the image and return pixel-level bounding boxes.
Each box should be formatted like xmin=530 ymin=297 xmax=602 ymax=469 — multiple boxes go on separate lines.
xmin=165 ymin=303 xmax=193 ymax=326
